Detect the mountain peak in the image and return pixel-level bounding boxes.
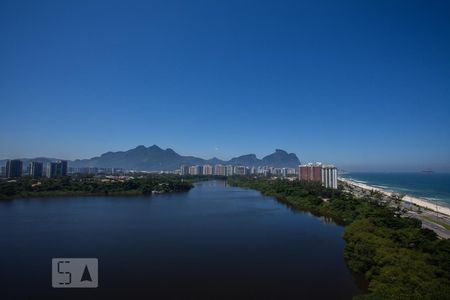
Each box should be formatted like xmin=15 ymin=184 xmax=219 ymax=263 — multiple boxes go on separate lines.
xmin=262 ymin=149 xmax=300 ymax=168
xmin=275 ymin=149 xmax=287 ymax=153
xmin=228 ymin=153 xmax=259 ymax=166
xmin=148 ymin=144 xmax=162 ymax=150
xmin=67 ymin=145 xmax=301 ymax=170
xmin=240 ymin=154 xmax=257 ymax=158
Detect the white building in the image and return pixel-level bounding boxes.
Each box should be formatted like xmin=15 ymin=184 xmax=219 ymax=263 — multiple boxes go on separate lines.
xmin=226 ymin=165 xmax=234 ymax=176
xmin=189 ymin=165 xmax=202 ymax=175
xmin=234 ymin=166 xmax=247 ymax=176
xmin=321 ymin=164 xmax=338 ymax=189
xmin=214 ymin=164 xmax=226 ymax=176
xmin=180 ymin=165 xmax=189 ymax=175
xmin=203 ymin=165 xmax=213 ymax=175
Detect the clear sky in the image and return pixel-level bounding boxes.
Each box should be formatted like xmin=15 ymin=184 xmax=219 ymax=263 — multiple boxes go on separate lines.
xmin=1 ymin=0 xmax=449 ymax=171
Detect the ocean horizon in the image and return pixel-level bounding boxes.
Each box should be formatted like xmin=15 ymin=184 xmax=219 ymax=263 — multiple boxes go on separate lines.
xmin=339 ymin=172 xmax=450 ymax=209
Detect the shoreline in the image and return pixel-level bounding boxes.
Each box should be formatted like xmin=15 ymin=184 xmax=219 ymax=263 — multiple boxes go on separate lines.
xmin=339 ymin=177 xmax=450 ymax=217
xmin=0 ymin=188 xmax=192 ymax=201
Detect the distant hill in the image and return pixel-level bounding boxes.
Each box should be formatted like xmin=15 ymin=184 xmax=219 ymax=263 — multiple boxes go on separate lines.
xmin=228 ymin=154 xmax=261 ymax=166
xmin=261 ymin=149 xmax=301 ymax=168
xmin=1 ymin=145 xmax=301 ymax=171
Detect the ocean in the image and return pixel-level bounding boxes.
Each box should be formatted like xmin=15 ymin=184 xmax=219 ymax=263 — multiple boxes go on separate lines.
xmin=339 ymin=172 xmax=450 ymax=208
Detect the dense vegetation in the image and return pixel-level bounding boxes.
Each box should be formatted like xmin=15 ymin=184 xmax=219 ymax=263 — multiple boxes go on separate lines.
xmin=0 ymin=174 xmax=193 ymax=200
xmin=228 ymin=176 xmax=450 ymax=300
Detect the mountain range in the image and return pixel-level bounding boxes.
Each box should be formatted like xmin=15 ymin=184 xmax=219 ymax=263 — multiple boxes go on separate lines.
xmin=1 ymin=145 xmax=301 ymax=171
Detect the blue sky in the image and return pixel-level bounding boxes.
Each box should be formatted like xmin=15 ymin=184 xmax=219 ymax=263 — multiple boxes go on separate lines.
xmin=1 ymin=0 xmax=449 ymax=171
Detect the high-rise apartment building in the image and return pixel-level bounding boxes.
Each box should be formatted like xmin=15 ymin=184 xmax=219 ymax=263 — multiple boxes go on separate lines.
xmin=29 ymin=161 xmax=44 ymax=178
xmin=188 ymin=165 xmax=202 ymax=175
xmin=234 ymin=166 xmax=247 ymax=176
xmin=6 ymin=159 xmax=23 ymax=178
xmin=214 ymin=164 xmax=226 ymax=176
xmin=299 ymin=163 xmax=322 ymax=182
xmin=226 ymin=165 xmax=234 ymax=176
xmin=47 ymin=160 xmax=68 ymax=178
xmin=299 ymin=163 xmax=338 ymax=189
xmin=322 ymin=165 xmax=338 ymax=189
xmin=180 ymin=165 xmax=190 ymax=176
xmin=202 ymin=165 xmax=213 ymax=175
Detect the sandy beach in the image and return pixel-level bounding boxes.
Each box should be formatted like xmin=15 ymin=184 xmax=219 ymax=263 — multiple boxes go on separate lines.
xmin=339 ymin=177 xmax=450 ymax=217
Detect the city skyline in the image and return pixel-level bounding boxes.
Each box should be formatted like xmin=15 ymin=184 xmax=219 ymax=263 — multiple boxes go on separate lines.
xmin=0 ymin=143 xmax=449 ymax=172
xmin=1 ymin=1 xmax=449 ymax=172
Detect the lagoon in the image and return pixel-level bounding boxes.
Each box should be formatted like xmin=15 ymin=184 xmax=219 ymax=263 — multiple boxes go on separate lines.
xmin=0 ymin=180 xmax=361 ymax=299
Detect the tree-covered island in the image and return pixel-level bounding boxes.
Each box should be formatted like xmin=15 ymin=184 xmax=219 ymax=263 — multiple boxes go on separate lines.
xmin=227 ymin=176 xmax=450 ymax=300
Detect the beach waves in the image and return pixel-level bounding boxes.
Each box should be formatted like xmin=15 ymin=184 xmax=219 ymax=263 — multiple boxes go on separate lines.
xmin=342 ymin=173 xmax=450 ymax=210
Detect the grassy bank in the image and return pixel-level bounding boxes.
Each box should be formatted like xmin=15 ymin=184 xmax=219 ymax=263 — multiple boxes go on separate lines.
xmin=228 ymin=176 xmax=450 ymax=300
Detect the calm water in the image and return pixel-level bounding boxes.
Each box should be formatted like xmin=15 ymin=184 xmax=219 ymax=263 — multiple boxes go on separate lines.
xmin=340 ymin=173 xmax=450 ymax=208
xmin=0 ymin=181 xmax=361 ymax=299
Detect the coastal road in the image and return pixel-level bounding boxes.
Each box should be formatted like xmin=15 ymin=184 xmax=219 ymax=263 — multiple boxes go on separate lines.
xmin=406 ymin=211 xmax=450 ymax=239
xmin=340 ymin=180 xmax=450 ymax=239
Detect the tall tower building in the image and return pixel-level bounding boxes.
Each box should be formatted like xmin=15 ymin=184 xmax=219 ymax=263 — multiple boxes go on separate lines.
xmin=214 ymin=164 xmax=226 ymax=176
xmin=234 ymin=166 xmax=247 ymax=176
xmin=29 ymin=161 xmax=44 ymax=178
xmin=299 ymin=163 xmax=322 ymax=182
xmin=6 ymin=159 xmax=23 ymax=178
xmin=322 ymin=165 xmax=338 ymax=189
xmin=202 ymin=165 xmax=213 ymax=175
xmin=226 ymin=165 xmax=234 ymax=176
xmin=47 ymin=160 xmax=68 ymax=178
xmin=299 ymin=163 xmax=338 ymax=189
xmin=180 ymin=165 xmax=190 ymax=176
xmin=189 ymin=165 xmax=202 ymax=175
